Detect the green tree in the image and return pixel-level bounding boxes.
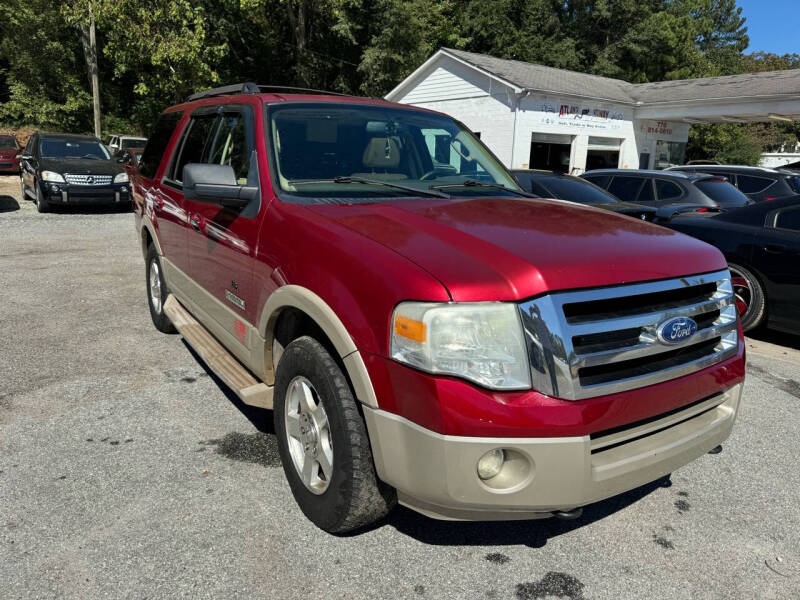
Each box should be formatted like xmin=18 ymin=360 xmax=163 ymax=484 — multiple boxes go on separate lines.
xmin=687 ymin=123 xmax=763 ymax=165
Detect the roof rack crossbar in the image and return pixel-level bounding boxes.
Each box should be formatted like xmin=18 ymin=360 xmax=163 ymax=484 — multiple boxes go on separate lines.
xmin=186 ymin=82 xmax=351 ymax=102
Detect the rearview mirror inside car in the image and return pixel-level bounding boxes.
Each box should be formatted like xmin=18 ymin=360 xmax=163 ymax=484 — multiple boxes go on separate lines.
xmin=182 ymin=163 xmax=258 ymax=209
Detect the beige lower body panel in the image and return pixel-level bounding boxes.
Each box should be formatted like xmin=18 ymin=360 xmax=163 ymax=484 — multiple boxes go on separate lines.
xmin=364 ymin=383 xmax=742 ymax=521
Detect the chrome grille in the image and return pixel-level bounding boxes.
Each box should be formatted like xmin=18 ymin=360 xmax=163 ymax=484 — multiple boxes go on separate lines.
xmin=64 ymin=173 xmax=113 ymax=185
xmin=518 ymin=270 xmax=738 ymax=400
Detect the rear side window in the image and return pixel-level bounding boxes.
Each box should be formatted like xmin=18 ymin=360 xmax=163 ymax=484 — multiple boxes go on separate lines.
xmin=694 ymin=180 xmax=749 ymax=208
xmin=139 ymin=112 xmax=183 ymax=179
xmin=608 ymin=176 xmax=644 ymax=202
xmin=737 ymin=175 xmax=774 ymax=194
xmin=637 ymin=179 xmax=655 ymax=202
xmin=655 ymin=179 xmax=683 ymax=201
xmin=786 ymin=175 xmax=800 ymax=194
xmin=775 ymin=207 xmax=800 ymax=231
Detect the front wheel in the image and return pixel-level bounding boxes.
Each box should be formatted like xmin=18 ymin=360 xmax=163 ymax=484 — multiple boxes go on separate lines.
xmin=729 ymin=262 xmax=765 ymax=332
xmin=35 ymin=182 xmax=49 ymax=213
xmin=274 ymin=336 xmax=395 ymax=533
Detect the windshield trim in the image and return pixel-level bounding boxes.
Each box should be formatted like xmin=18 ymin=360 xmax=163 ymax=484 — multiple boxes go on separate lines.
xmin=263 ymin=101 xmax=524 ymax=206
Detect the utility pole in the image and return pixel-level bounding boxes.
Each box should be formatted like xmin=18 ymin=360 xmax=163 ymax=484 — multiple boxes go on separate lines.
xmin=88 ymin=3 xmax=101 ymax=138
xmin=77 ymin=1 xmax=101 ymax=138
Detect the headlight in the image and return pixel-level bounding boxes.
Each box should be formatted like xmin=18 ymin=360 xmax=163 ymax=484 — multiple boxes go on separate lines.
xmin=114 ymin=172 xmax=129 ymax=183
xmin=41 ymin=171 xmax=65 ymax=183
xmin=390 ymin=302 xmax=531 ymax=390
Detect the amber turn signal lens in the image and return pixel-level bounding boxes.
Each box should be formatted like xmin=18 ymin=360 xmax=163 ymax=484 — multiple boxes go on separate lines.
xmin=394 ymin=315 xmax=426 ymax=342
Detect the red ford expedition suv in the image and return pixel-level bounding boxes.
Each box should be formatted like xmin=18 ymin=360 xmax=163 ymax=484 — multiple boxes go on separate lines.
xmin=131 ymin=83 xmax=745 ymax=533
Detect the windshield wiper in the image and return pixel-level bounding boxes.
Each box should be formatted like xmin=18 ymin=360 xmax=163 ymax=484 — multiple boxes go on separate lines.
xmin=429 ymin=179 xmax=536 ymax=198
xmin=289 ymin=176 xmax=450 ymax=199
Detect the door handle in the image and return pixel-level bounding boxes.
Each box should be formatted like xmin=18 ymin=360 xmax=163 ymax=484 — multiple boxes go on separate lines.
xmin=190 ymin=215 xmax=203 ymax=231
xmin=764 ymin=244 xmax=787 ymax=254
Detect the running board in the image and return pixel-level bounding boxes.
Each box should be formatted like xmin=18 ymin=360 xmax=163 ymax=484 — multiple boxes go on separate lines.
xmin=163 ymin=294 xmax=273 ymax=410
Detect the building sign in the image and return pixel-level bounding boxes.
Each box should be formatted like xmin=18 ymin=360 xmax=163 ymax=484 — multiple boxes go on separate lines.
xmin=646 ymin=121 xmax=673 ymax=135
xmin=533 ymin=101 xmax=625 ymax=131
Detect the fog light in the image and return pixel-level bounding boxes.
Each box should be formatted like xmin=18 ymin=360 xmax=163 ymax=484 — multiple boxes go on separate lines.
xmin=120 ymin=185 xmax=128 ymax=192
xmin=50 ymin=184 xmax=60 ymax=192
xmin=477 ymin=448 xmax=505 ymax=480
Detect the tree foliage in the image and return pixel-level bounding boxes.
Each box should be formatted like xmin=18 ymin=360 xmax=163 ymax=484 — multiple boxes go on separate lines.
xmin=0 ymin=0 xmax=792 ymax=165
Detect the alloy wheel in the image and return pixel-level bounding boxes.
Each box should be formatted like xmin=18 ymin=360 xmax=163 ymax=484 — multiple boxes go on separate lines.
xmin=149 ymin=260 xmax=162 ymax=314
xmin=284 ymin=375 xmax=333 ymax=495
xmin=729 ymin=266 xmax=752 ymax=320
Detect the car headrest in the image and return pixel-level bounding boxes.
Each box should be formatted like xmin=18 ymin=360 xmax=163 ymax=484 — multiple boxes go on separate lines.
xmin=362 ymin=137 xmax=400 ymax=169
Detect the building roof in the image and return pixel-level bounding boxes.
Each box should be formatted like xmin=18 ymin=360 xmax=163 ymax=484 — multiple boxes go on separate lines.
xmin=427 ymin=48 xmax=800 ymax=106
xmin=442 ymin=48 xmax=636 ymax=104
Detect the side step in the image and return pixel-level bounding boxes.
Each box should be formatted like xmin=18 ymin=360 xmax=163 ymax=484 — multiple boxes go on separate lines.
xmin=163 ymin=294 xmax=273 ymax=410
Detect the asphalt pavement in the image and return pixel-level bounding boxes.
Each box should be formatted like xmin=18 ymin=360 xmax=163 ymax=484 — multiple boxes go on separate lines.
xmin=1 ymin=175 xmax=799 ymax=599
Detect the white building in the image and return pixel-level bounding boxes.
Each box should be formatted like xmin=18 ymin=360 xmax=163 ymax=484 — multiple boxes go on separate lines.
xmin=386 ymin=48 xmax=800 ymax=174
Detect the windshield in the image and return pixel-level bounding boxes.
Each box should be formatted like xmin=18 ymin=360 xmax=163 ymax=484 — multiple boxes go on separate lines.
xmin=122 ymin=138 xmax=146 ymax=149
xmin=269 ymin=104 xmax=521 ymax=202
xmin=537 ymin=176 xmax=618 ymax=204
xmin=0 ymin=135 xmax=18 ymax=148
xmin=40 ymin=139 xmax=110 ymax=160
xmin=694 ymin=179 xmax=749 ymax=208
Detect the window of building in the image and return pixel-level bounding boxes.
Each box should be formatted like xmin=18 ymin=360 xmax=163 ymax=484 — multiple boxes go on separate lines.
xmin=655 ymin=140 xmax=686 ymax=169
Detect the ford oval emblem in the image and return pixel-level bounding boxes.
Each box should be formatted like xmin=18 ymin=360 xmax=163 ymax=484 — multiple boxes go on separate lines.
xmin=657 ymin=316 xmax=698 ymax=345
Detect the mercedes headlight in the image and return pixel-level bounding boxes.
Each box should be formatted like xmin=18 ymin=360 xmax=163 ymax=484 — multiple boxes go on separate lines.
xmin=391 ymin=302 xmax=531 ymax=390
xmin=41 ymin=171 xmax=65 ymax=183
xmin=114 ymin=172 xmax=129 ymax=183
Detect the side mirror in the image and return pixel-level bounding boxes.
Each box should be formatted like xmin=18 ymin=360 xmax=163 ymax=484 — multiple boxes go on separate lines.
xmin=182 ymin=163 xmax=258 ymax=209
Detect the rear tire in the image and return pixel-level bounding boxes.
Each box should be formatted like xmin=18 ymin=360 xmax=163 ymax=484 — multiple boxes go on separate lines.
xmin=274 ymin=336 xmax=396 ymax=533
xmin=729 ymin=262 xmax=765 ymax=332
xmin=35 ymin=182 xmax=49 ymax=213
xmin=146 ymin=244 xmax=176 ymax=334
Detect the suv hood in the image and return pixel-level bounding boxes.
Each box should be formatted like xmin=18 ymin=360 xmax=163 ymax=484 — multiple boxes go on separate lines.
xmin=39 ymin=157 xmax=123 ymax=175
xmin=310 ymin=197 xmax=727 ymax=301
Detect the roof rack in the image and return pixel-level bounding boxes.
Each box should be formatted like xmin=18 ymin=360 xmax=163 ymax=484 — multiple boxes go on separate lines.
xmin=186 ymin=82 xmax=351 ymax=102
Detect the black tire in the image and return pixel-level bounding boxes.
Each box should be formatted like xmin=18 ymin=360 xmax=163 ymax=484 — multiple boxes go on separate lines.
xmin=729 ymin=262 xmax=765 ymax=332
xmin=274 ymin=336 xmax=396 ymax=533
xmin=35 ymin=182 xmax=49 ymax=213
xmin=145 ymin=244 xmax=176 ymax=333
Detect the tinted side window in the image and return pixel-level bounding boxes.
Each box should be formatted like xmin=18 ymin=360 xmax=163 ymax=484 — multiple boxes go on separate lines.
xmin=583 ymin=175 xmax=610 ymax=189
xmin=775 ymin=207 xmax=800 ymax=231
xmin=656 ymin=179 xmax=683 ymax=201
xmin=737 ymin=175 xmax=773 ymax=194
xmin=139 ymin=112 xmax=183 ymax=179
xmin=608 ymin=176 xmax=644 ymax=202
xmin=637 ymin=179 xmax=655 ymax=202
xmin=170 ymin=114 xmax=219 ymax=183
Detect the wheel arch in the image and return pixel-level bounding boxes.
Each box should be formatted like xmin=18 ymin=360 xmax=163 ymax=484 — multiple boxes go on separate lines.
xmin=139 ymin=217 xmax=162 ymax=258
xmin=258 ymin=285 xmax=379 ymax=408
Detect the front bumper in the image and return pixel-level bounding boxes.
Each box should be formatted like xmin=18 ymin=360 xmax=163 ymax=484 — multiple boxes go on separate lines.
xmin=41 ymin=181 xmax=130 ymax=205
xmin=0 ymin=159 xmax=20 ymax=172
xmin=364 ymin=383 xmax=742 ymax=520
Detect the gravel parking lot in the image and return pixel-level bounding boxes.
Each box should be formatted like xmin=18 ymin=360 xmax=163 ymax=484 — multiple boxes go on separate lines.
xmin=1 ymin=174 xmax=799 ymax=600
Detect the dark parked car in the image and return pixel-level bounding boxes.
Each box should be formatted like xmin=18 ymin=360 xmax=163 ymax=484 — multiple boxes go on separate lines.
xmin=666 ymin=165 xmax=800 ymax=203
xmin=0 ymin=134 xmax=21 ymax=173
xmin=664 ymin=196 xmax=800 ymax=333
xmin=581 ymin=169 xmax=751 ymax=214
xmin=512 ymin=170 xmax=656 ymax=220
xmin=19 ymin=132 xmax=130 ymax=213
